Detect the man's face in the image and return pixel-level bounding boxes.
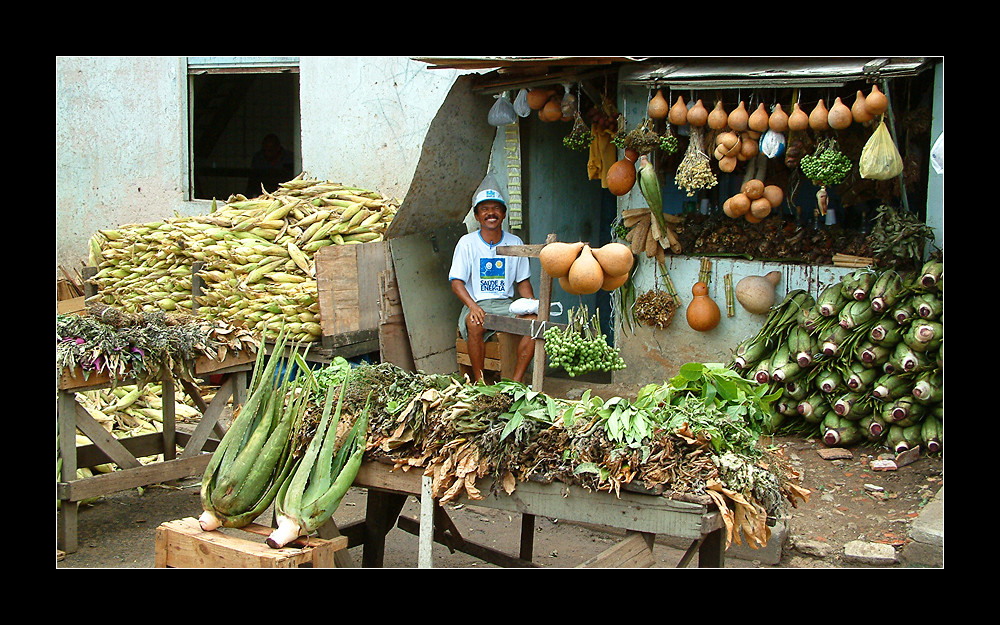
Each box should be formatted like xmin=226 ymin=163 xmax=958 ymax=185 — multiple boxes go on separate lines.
xmin=474 ymin=200 xmax=506 ymax=231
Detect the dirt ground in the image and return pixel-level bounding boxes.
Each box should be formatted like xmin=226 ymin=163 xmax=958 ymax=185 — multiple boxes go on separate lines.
xmin=56 ymin=376 xmax=944 ymax=569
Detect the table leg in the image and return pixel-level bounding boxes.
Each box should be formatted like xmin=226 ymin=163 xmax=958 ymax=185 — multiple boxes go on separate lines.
xmin=519 ymin=513 xmax=535 ymax=562
xmin=362 ymin=490 xmax=407 ymax=568
xmin=698 ymin=527 xmax=726 ymax=568
xmin=57 ymin=391 xmax=79 ymax=553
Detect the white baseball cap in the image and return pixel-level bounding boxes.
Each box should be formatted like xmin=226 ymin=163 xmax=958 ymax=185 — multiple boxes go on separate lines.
xmin=473 ymin=187 xmax=506 ymax=209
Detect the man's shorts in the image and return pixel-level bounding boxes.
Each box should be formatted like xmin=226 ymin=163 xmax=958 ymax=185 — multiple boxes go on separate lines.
xmin=457 ymin=298 xmax=516 ymax=341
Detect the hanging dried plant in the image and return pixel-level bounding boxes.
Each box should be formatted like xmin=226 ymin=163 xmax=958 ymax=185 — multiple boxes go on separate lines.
xmin=633 ymin=289 xmax=677 ymax=329
xmin=623 ymin=117 xmax=661 ymax=155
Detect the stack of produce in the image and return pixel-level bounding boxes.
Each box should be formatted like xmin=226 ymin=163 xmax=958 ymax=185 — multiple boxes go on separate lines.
xmin=194 ymin=348 xmax=808 ymax=549
xmin=199 ymin=328 xmax=366 ymax=544
xmin=338 ymin=361 xmax=808 ymax=550
xmin=85 ymin=173 xmax=399 ymax=343
xmin=730 ymin=258 xmax=943 ymax=453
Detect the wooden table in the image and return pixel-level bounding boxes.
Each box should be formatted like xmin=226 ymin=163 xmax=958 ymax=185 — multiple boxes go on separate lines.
xmin=331 ymin=460 xmax=727 ymax=568
xmin=56 ymin=351 xmax=254 ymax=553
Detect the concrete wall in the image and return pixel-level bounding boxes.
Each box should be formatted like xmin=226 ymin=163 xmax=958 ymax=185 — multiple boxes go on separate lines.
xmin=56 ymin=57 xmax=191 ymax=274
xmin=55 ymin=56 xmax=461 ymax=276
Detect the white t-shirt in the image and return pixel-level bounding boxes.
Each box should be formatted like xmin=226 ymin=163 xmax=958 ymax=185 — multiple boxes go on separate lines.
xmin=449 ymin=230 xmax=530 ymax=302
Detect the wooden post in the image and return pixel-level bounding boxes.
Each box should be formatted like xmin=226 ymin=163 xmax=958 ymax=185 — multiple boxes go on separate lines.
xmin=493 ymin=233 xmax=556 ymax=393
xmin=531 ymin=233 xmax=556 ymax=391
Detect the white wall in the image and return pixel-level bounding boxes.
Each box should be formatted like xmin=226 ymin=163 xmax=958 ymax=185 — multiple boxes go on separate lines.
xmin=55 ymin=56 xmax=462 ymax=277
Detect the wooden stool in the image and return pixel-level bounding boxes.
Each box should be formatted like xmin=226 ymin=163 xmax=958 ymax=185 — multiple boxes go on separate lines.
xmin=456 ymin=331 xmax=519 ymax=383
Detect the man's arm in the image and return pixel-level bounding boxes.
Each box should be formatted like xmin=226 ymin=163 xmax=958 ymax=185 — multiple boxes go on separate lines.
xmin=515 ymin=278 xmax=535 ymax=300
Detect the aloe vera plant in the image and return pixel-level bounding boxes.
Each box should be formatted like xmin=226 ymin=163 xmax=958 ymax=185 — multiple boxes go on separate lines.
xmin=267 ymin=372 xmax=369 ymax=548
xmin=199 ymin=329 xmax=308 ymax=531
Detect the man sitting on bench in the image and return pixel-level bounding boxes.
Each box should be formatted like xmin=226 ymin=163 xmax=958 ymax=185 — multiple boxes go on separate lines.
xmin=449 ymin=177 xmax=536 ymax=384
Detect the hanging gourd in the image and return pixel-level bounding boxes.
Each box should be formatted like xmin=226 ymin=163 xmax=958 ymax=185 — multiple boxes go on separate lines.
xmin=827 ymin=97 xmax=853 ymax=130
xmin=539 ymin=97 xmax=562 ymax=122
xmin=788 ymin=102 xmax=809 ymax=131
xmin=567 ymin=245 xmax=605 ymax=295
xmin=851 ymin=90 xmax=874 ymax=123
xmin=539 ymin=241 xmax=585 ymax=278
xmin=809 ymin=99 xmax=830 ymax=131
xmin=708 ymin=100 xmax=729 ymax=130
xmin=527 ymin=88 xmax=554 ymax=110
xmin=748 ymin=103 xmax=770 ymax=133
xmin=648 ymin=88 xmax=669 ymax=119
xmin=865 ymin=84 xmax=889 ymax=116
xmin=768 ymin=103 xmax=789 ymax=132
xmin=686 ymin=99 xmax=708 ymax=127
xmin=686 ymin=282 xmax=721 ymax=331
xmin=668 ymin=95 xmax=688 ymax=126
xmin=606 ymin=149 xmax=638 ymax=196
xmin=728 ymin=101 xmax=749 ymax=131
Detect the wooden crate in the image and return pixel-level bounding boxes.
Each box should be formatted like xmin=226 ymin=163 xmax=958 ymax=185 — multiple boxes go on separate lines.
xmin=456 ymin=333 xmax=519 ymax=381
xmin=154 ymin=517 xmax=348 ymax=568
xmin=315 ymin=241 xmax=388 ymax=338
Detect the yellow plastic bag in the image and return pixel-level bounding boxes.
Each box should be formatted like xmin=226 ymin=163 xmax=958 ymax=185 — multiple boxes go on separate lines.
xmin=859 ymin=120 xmax=904 ymax=180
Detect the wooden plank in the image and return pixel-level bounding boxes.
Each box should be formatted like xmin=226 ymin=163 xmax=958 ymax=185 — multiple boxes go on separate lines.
xmin=457 ymin=337 xmax=502 ymax=359
xmin=577 ymin=531 xmax=656 ymax=568
xmin=353 ymin=461 xmax=720 ymax=539
xmin=483 ymin=314 xmax=567 ymax=337
xmin=495 ymin=243 xmax=546 ymax=257
xmin=391 ymin=225 xmax=467 ymax=375
xmin=179 ymin=376 xmax=233 ymax=458
xmin=58 ymin=454 xmax=213 ymax=503
xmin=377 ymin=251 xmax=416 ymax=371
xmin=155 ymin=518 xmax=345 ymax=568
xmin=71 ymin=401 xmax=143 ymax=470
xmin=532 ymin=234 xmax=556 ymax=391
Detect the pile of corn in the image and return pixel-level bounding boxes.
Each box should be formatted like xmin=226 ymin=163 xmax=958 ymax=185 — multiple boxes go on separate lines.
xmin=69 ymin=383 xmax=209 ymax=477
xmin=86 ymin=174 xmax=399 ymax=343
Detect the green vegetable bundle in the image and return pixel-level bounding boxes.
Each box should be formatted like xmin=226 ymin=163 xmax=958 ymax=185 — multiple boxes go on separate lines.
xmin=544 ymin=305 xmax=625 ymax=377
xmin=730 ymin=258 xmax=943 ymax=453
xmin=799 ymin=137 xmax=852 ymax=187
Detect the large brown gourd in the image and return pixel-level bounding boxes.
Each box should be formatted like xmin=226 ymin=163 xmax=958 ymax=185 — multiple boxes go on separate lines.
xmin=539 ymin=241 xmax=584 ymax=278
xmin=567 ymin=245 xmax=605 ymax=295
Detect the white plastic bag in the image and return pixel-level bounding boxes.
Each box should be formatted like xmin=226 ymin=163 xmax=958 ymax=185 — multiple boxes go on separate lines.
xmin=859 ymin=121 xmax=904 ymax=180
xmin=488 ymin=94 xmax=517 ymax=126
xmin=759 ymin=129 xmax=786 ymax=159
xmin=513 ymin=89 xmax=531 ymax=117
xmin=508 ymin=299 xmax=564 ymax=318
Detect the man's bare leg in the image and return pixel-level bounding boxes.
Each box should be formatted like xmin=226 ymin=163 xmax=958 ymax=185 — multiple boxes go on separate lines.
xmin=465 ymin=313 xmax=486 ymax=383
